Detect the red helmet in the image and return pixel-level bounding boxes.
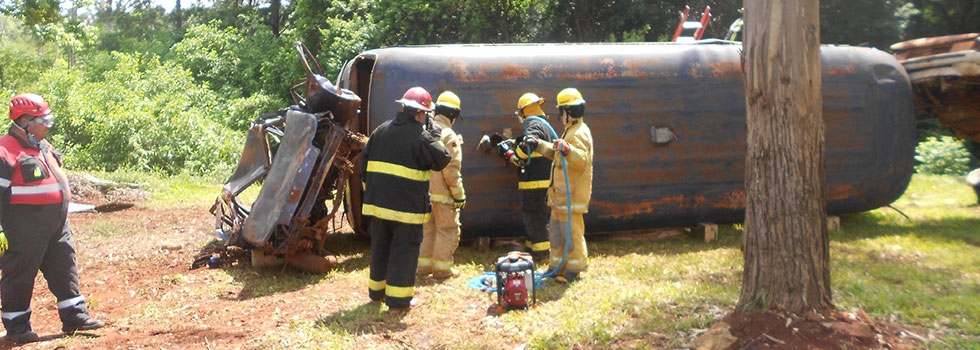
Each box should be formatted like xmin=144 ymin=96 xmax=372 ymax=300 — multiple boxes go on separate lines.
xmin=9 ymin=94 xmax=51 ymax=120
xmin=395 ymin=87 xmax=434 ymax=112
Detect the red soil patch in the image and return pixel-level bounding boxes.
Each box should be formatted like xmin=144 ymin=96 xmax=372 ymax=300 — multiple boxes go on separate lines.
xmin=723 ymin=309 xmax=925 ymax=350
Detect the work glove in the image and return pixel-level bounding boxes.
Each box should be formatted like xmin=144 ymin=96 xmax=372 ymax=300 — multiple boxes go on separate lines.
xmin=554 ymin=139 xmax=571 ymax=156
xmin=0 ymin=231 xmax=7 ymax=258
xmin=453 ymin=198 xmax=466 ymax=210
xmin=496 ymin=140 xmax=520 ymax=166
xmin=520 ymin=137 xmax=540 ymax=152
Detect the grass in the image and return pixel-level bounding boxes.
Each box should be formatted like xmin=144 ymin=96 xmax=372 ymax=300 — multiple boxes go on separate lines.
xmin=74 ymin=169 xmax=261 ymax=209
xmin=112 ymin=172 xmax=980 ymax=349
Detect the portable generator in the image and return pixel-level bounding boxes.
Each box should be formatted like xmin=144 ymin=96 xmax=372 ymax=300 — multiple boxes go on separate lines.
xmin=495 ymin=251 xmax=536 ymax=310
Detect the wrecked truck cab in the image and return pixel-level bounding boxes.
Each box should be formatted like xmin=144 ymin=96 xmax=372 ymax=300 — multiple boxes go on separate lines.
xmin=337 ymin=42 xmax=916 ymax=239
xmin=210 ymin=41 xmax=366 ymax=273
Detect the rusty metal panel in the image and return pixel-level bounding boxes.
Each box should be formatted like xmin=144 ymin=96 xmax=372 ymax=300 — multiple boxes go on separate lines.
xmin=340 ymin=43 xmax=915 ymax=238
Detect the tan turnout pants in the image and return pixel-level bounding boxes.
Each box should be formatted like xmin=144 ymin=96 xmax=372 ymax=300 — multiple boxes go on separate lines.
xmin=419 ymin=202 xmax=461 ymax=276
xmin=547 ymin=210 xmax=588 ymax=275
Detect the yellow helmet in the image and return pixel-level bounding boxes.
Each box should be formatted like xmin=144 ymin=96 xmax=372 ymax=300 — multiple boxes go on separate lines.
xmin=556 ymin=88 xmax=585 ymax=107
xmin=436 ymin=91 xmax=461 ymax=110
xmin=516 ymin=92 xmax=544 ymax=111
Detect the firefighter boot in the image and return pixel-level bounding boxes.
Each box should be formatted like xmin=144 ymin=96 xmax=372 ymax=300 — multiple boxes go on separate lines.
xmin=556 ymin=271 xmax=579 ymax=284
xmin=59 ymin=299 xmax=104 ymax=333
xmin=2 ymin=312 xmax=38 ymax=344
xmin=431 ymin=267 xmax=459 ymax=279
xmin=388 ymin=297 xmax=421 ymax=313
xmin=4 ymin=330 xmax=38 ymax=344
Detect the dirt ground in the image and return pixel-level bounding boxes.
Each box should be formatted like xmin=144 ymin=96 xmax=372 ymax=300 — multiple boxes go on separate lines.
xmin=0 ymin=181 xmax=931 ymax=349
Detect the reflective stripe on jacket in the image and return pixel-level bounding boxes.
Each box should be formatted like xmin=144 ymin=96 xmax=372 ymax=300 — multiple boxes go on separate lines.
xmin=360 ymin=111 xmax=451 ymax=224
xmin=516 ymin=116 xmax=553 ymax=190
xmin=428 ymin=115 xmax=464 ymax=205
xmin=0 ymin=126 xmax=70 ymax=206
xmin=539 ymin=118 xmax=593 ymax=214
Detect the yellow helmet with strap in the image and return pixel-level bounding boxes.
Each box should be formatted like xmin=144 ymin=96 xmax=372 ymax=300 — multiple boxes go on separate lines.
xmin=516 ymin=92 xmax=544 ymax=110
xmin=515 ymin=92 xmax=545 ymax=117
xmin=436 ymin=91 xmax=461 ymax=110
xmin=556 ymin=88 xmax=585 ymax=107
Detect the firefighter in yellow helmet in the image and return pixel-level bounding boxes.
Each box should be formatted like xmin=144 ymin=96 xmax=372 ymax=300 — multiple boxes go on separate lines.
xmin=521 ymin=88 xmax=593 ymax=283
xmin=418 ymin=91 xmax=466 ymax=279
xmin=497 ymin=92 xmax=554 ymax=263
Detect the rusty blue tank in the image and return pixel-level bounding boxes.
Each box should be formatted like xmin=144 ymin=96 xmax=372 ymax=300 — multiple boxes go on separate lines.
xmin=337 ymin=42 xmax=915 ymax=238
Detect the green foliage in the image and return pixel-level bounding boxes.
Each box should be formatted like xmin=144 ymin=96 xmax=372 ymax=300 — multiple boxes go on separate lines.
xmin=1 ymin=0 xmax=61 ymax=29
xmin=914 ymin=136 xmax=973 ymax=175
xmin=904 ymin=0 xmax=980 ymax=40
xmin=169 ymin=21 xmax=248 ymax=94
xmin=0 ymin=16 xmax=54 ymax=94
xmin=317 ymin=10 xmax=380 ymax=80
xmin=4 ymin=0 xmax=980 ymax=180
xmin=35 ymin=52 xmax=246 ymax=175
xmin=820 ymin=0 xmax=904 ymax=49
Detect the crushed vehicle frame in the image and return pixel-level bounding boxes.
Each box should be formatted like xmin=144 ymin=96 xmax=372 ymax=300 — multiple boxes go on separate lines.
xmin=210 ymin=41 xmax=365 ymax=272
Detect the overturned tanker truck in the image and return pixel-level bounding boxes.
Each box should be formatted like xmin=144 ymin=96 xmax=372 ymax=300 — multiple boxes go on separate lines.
xmin=213 ymin=41 xmax=916 ymax=272
xmin=337 ymin=41 xmax=915 ymax=239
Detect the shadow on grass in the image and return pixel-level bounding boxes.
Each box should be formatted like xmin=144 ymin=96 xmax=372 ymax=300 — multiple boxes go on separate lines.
xmin=220 ymin=265 xmax=327 ymax=300
xmin=210 ymin=230 xmax=373 ymax=300
xmin=834 ymin=211 xmax=980 ymax=247
xmin=316 ymin=302 xmax=408 ymax=335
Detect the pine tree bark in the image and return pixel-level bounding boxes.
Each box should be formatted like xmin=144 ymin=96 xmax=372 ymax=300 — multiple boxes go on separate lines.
xmin=738 ymin=0 xmax=834 ymax=314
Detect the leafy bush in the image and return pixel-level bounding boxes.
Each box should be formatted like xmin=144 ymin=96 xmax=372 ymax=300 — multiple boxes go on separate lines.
xmin=914 ymin=136 xmax=974 ymax=175
xmin=36 ymin=52 xmax=247 ymax=176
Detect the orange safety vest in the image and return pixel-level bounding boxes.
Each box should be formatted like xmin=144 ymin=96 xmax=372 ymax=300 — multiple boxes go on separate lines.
xmin=0 ymin=129 xmax=70 ymax=206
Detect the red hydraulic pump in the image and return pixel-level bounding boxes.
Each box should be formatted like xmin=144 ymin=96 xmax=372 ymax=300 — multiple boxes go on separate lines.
xmin=495 ymin=251 xmax=536 ymax=311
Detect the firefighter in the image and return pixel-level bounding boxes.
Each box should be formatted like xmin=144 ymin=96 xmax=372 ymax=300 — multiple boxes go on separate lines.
xmin=501 ymin=93 xmax=554 ymax=263
xmin=418 ymin=91 xmax=466 ymax=280
xmin=360 ymin=87 xmax=451 ymax=311
xmin=0 ymin=94 xmax=104 ymax=343
xmin=522 ymin=88 xmax=593 ymax=283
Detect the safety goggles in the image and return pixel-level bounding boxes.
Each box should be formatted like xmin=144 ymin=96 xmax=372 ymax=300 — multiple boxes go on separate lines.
xmin=30 ymin=113 xmax=55 ymax=128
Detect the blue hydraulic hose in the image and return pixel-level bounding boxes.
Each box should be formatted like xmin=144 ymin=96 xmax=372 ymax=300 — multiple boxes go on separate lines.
xmin=465 ymin=116 xmax=574 ymax=292
xmin=523 ymin=116 xmax=572 ymax=283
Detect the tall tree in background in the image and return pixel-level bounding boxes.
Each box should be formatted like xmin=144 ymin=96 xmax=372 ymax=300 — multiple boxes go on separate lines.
xmin=820 ymin=0 xmax=903 ymax=48
xmin=739 ymin=0 xmax=833 ymax=314
xmin=264 ymin=0 xmax=282 ymax=36
xmin=174 ymin=0 xmax=182 ymax=28
xmin=905 ymin=0 xmax=980 ymax=39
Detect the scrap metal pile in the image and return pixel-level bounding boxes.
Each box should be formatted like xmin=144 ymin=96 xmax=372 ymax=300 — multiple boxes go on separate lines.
xmin=208 ymin=41 xmax=365 ymax=273
xmin=892 ymin=33 xmax=980 ymax=143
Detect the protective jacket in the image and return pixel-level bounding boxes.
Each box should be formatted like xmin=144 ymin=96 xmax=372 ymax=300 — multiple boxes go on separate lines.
xmin=360 ymin=111 xmax=451 ymax=224
xmin=515 ymin=116 xmax=553 ymax=191
xmin=0 ymin=126 xmax=70 ymax=209
xmin=428 ymin=115 xmax=465 ymax=204
xmin=539 ymin=118 xmax=594 ymax=214
xmin=361 ymin=111 xmax=450 ymax=309
xmin=0 ymin=124 xmax=92 ymax=335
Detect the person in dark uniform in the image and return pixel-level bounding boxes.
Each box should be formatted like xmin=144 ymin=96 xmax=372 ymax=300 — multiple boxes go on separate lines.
xmin=0 ymin=93 xmax=104 ymax=343
xmin=360 ymin=87 xmax=451 ymax=312
xmin=505 ymin=92 xmax=554 ymax=263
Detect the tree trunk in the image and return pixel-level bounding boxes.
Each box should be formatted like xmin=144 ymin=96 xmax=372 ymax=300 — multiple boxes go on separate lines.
xmin=174 ymin=0 xmax=183 ymax=29
xmin=104 ymin=0 xmax=115 ymax=31
xmin=738 ymin=0 xmax=833 ymax=314
xmin=267 ymin=0 xmax=281 ymax=37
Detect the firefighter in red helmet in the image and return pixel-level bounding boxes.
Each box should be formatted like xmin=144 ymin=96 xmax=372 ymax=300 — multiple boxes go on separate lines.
xmin=0 ymin=94 xmax=104 ymax=343
xmin=361 ymin=87 xmax=451 ymax=311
